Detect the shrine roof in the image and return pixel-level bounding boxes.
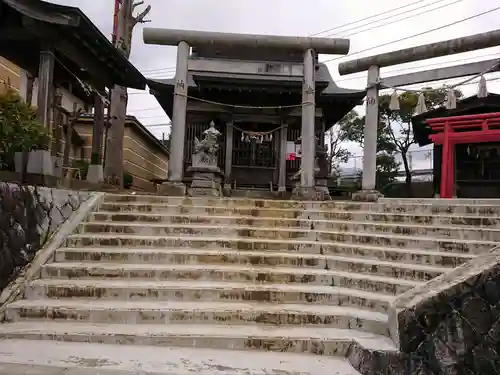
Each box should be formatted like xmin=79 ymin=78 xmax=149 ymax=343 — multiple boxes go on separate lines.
xmin=412 ymin=93 xmax=500 ymax=146
xmin=147 ymin=62 xmax=365 ymax=125
xmin=0 ymin=0 xmax=146 ymax=90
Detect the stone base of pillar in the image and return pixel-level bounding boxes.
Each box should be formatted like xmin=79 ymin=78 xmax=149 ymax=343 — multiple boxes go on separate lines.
xmin=188 ymin=167 xmax=223 ymax=197
xmin=315 ymin=178 xmax=331 ymax=201
xmin=158 ymin=181 xmax=186 ymax=196
xmin=86 ymin=164 xmax=104 ymax=183
xmin=291 ymin=186 xmax=328 ymax=201
xmin=352 ymin=189 xmax=383 ymax=202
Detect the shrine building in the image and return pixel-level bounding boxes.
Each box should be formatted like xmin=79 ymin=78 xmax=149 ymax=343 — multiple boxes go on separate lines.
xmin=146 ymin=28 xmax=365 ymax=198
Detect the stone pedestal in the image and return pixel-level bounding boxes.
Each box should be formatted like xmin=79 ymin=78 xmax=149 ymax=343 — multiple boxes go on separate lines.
xmin=290 ymin=171 xmax=328 ymax=201
xmin=314 ymin=144 xmax=331 ymax=201
xmin=352 ymin=189 xmax=383 ymax=202
xmin=187 ymin=153 xmax=223 ymax=197
xmin=158 ymin=181 xmax=187 ymax=196
xmin=315 ymin=177 xmax=331 ymax=201
xmin=291 ymin=186 xmax=327 ymax=201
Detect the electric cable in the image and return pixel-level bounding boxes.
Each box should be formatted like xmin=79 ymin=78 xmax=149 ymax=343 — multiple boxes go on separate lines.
xmin=323 ymin=5 xmax=500 ymax=64
xmin=138 ymin=0 xmax=457 ymax=76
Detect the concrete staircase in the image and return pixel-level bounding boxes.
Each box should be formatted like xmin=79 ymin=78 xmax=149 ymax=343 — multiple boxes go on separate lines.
xmin=1 ymin=194 xmax=500 ymax=374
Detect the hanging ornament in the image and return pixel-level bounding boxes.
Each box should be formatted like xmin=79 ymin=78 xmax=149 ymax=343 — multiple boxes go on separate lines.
xmin=445 ymin=87 xmax=457 ymax=110
xmin=389 ymin=90 xmax=400 ymax=111
xmin=415 ymin=92 xmax=427 ymax=115
xmin=269 ymin=134 xmax=273 ymax=142
xmin=260 ymin=135 xmax=264 ymax=143
xmin=241 ymin=133 xmax=244 ymax=142
xmin=477 ymin=75 xmax=488 ymax=98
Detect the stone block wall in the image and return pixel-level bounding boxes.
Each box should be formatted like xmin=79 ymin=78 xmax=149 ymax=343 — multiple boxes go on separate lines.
xmin=0 ymin=183 xmax=90 ymax=291
xmin=349 ymin=245 xmax=500 ymax=375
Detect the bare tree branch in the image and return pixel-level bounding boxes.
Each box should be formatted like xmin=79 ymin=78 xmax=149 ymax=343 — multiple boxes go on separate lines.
xmin=132 ymin=0 xmax=144 ymax=10
xmin=133 ymin=4 xmax=151 ymax=25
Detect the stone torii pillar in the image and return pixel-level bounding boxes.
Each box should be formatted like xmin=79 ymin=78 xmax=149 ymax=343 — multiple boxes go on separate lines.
xmin=143 ymin=28 xmax=350 ymax=196
xmin=166 ymin=40 xmax=190 ymax=196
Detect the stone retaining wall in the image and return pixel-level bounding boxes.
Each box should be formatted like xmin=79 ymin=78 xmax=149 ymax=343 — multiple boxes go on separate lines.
xmin=0 ymin=183 xmax=90 ymax=291
xmin=349 ymin=245 xmax=500 ymax=375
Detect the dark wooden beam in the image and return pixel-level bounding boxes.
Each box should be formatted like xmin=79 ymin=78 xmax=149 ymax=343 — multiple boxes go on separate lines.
xmin=22 ymin=18 xmax=112 ymax=88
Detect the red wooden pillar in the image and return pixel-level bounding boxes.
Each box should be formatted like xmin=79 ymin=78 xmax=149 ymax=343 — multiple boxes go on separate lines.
xmin=446 ymin=141 xmax=455 ymax=198
xmin=440 ymin=121 xmax=451 ymax=198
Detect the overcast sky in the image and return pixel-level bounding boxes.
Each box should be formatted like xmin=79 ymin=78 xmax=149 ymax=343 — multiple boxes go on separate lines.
xmin=48 ymin=0 xmax=500 ymax=171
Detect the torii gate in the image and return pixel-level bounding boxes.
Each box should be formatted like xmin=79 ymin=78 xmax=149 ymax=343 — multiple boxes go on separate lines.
xmin=338 ymin=29 xmax=500 ymax=201
xmin=143 ymin=28 xmax=350 ymax=199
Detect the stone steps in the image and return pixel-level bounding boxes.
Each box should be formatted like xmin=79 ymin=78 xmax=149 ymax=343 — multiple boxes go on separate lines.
xmin=3 ymin=192 xmax=496 ymax=371
xmin=380 ymin=197 xmax=500 ymax=205
xmin=101 ymin=194 xmax=500 ymax=215
xmin=0 ymin=339 xmax=364 ymax=375
xmin=80 ymin=219 xmax=500 ymax=242
xmin=0 ymin=321 xmax=397 ymax=356
xmin=25 ymin=279 xmax=395 ymax=313
xmin=4 ymin=299 xmax=389 ymax=335
xmin=40 ymin=262 xmax=421 ymax=294
xmin=91 ymin=210 xmax=500 ymax=229
xmin=65 ymin=232 xmax=496 ymax=254
xmin=55 ymin=245 xmax=474 ymax=269
xmin=99 ymin=201 xmax=500 ymax=217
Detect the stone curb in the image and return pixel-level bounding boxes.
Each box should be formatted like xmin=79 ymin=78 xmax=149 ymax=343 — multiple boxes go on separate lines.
xmin=0 ymin=192 xmax=105 ymax=322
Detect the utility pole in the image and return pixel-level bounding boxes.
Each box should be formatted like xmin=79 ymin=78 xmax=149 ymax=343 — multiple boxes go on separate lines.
xmin=104 ymin=0 xmax=151 ymax=186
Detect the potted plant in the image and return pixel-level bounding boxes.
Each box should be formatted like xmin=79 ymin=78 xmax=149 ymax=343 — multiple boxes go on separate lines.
xmin=0 ymin=89 xmax=52 ymax=176
xmin=26 ymin=132 xmax=53 ymax=176
xmin=123 ymin=171 xmax=133 ymax=189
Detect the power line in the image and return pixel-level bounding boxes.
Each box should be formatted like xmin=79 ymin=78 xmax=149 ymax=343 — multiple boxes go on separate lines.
xmin=136 ymin=0 xmax=453 ymax=76
xmin=130 ymin=4 xmax=498 ymax=113
xmin=323 ymin=5 xmax=500 ymax=64
xmin=310 ymin=0 xmax=427 ymax=37
xmin=324 ymin=0 xmax=460 ymax=38
xmin=336 ymin=0 xmax=465 ymax=39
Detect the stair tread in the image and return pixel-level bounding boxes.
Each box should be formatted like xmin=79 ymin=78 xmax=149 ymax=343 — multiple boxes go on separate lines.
xmin=29 ymin=278 xmax=397 ymax=301
xmin=94 ymin=210 xmax=500 ymax=222
xmin=68 ymin=231 xmax=498 ymax=245
xmin=0 ymin=321 xmax=397 ymax=351
xmin=87 ymin=217 xmax=500 ymax=232
xmin=58 ymin=245 xmax=476 ymax=260
xmin=56 ymin=247 xmax=462 ymax=272
xmin=103 ymin=194 xmax=500 ymax=208
xmin=7 ymin=299 xmax=389 ymax=321
xmin=42 ymin=261 xmax=424 ymax=286
xmin=0 ymin=339 xmax=362 ymax=375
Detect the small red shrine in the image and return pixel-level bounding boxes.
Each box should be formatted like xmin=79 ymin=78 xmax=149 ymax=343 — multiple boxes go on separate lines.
xmin=426 ymin=112 xmax=500 ymax=198
xmin=412 ymin=94 xmax=500 ymax=198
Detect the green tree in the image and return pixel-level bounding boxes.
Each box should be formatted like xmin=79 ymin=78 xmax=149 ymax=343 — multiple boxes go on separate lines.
xmin=325 ymin=113 xmax=355 ymax=177
xmin=0 ymin=89 xmax=51 ymax=170
xmin=339 ymin=109 xmax=400 ymax=190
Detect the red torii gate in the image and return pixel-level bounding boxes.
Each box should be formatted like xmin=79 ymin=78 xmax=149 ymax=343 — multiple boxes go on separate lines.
xmin=426 ymin=112 xmax=500 ymax=198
